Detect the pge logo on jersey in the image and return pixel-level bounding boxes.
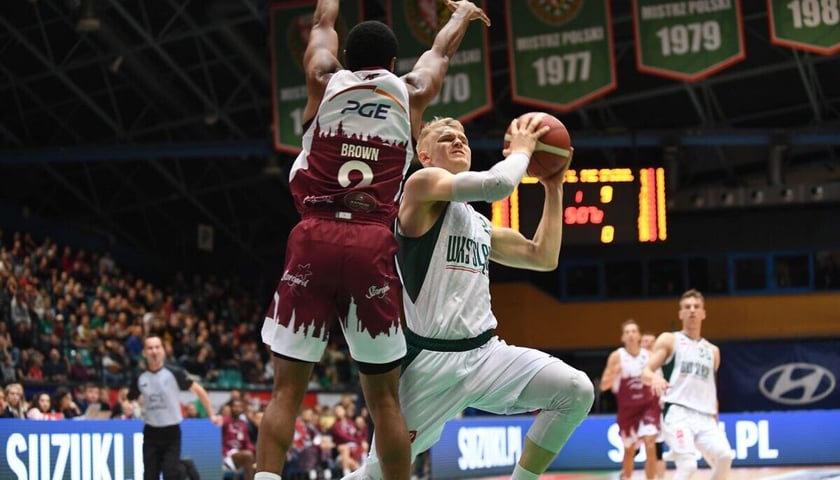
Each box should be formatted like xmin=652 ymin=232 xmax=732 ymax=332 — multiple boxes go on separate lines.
xmin=759 ymin=362 xmax=836 ymax=406
xmin=340 ymin=100 xmax=391 ymax=119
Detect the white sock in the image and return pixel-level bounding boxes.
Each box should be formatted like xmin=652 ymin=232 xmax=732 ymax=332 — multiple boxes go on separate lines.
xmin=254 ymin=473 xmax=283 ymax=480
xmin=511 ymin=464 xmax=540 ymax=480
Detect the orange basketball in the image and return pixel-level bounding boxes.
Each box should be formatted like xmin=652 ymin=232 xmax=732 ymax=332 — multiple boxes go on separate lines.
xmin=504 ymin=112 xmax=572 ymax=179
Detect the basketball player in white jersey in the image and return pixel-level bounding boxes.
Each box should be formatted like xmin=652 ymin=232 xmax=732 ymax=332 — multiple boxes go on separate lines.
xmin=600 ymin=319 xmax=661 ymax=480
xmin=344 ymin=116 xmax=593 ymax=480
xmin=257 ymin=2 xmax=490 ymax=480
xmin=642 ymin=289 xmax=734 ymax=480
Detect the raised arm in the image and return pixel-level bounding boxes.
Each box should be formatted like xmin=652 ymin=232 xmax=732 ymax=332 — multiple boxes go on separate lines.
xmin=489 ymin=153 xmax=570 ymax=271
xmin=599 ymin=350 xmax=622 ymax=393
xmin=399 ymin=116 xmax=546 ymax=237
xmin=407 ymin=115 xmax=546 ymax=203
xmin=404 ymin=0 xmax=490 ymax=136
xmin=301 ymin=0 xmax=343 ymax=122
xmin=642 ymin=332 xmax=675 ymax=396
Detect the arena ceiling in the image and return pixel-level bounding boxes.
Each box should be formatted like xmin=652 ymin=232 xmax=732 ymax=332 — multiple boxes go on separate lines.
xmin=1 ymin=0 xmax=839 ymax=276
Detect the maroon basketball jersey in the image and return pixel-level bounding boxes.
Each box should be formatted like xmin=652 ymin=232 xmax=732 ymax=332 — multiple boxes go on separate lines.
xmin=290 ymin=69 xmax=413 ymax=224
xmin=616 ymin=347 xmax=658 ymax=408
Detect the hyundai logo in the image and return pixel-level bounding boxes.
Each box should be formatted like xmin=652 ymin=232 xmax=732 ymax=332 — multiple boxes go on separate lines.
xmin=759 ymin=363 xmax=836 ymax=405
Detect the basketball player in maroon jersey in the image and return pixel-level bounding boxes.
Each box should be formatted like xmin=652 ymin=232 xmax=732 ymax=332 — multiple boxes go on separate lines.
xmin=256 ymin=2 xmax=490 ymax=480
xmin=600 ymin=319 xmax=662 ymax=480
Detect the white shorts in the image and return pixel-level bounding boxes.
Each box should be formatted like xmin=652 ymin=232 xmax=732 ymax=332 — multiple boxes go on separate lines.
xmin=393 ymin=337 xmax=567 ymax=460
xmin=621 ymin=420 xmax=660 ymax=449
xmin=662 ymin=404 xmax=732 ymax=461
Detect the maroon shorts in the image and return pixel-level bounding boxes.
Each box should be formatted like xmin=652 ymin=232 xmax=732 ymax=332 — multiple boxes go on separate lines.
xmin=617 ymin=398 xmax=662 ymax=444
xmin=261 ymin=217 xmax=406 ymax=364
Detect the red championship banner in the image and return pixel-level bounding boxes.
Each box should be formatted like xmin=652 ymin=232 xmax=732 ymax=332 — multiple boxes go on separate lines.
xmin=271 ymin=0 xmax=363 ymax=153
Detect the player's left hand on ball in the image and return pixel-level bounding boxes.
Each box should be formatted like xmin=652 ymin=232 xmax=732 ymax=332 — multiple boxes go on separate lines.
xmin=539 ymin=147 xmax=573 ymax=187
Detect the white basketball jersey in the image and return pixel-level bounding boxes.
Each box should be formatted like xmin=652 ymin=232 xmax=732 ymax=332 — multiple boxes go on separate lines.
xmin=661 ymin=331 xmax=718 ymax=415
xmin=613 ymin=347 xmax=649 ymax=392
xmin=396 ymin=202 xmax=496 ymax=339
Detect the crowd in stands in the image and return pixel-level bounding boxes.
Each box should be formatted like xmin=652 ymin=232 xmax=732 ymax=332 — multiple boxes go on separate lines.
xmin=0 ymin=229 xmax=378 ymax=478
xmin=0 ymin=229 xmax=357 ymax=391
xmin=214 ymin=391 xmax=373 ymax=480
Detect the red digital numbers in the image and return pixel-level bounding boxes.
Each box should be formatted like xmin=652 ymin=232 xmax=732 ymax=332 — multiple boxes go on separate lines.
xmin=564 ymin=189 xmax=605 ymax=225
xmin=564 ymin=206 xmax=605 ymax=225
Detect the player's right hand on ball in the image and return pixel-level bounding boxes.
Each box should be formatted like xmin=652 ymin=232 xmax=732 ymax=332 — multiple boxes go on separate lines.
xmin=503 ymin=113 xmax=549 ymax=157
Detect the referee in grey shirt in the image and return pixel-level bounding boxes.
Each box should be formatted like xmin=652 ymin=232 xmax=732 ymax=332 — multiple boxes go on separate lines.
xmin=129 ymin=335 xmax=219 ymax=480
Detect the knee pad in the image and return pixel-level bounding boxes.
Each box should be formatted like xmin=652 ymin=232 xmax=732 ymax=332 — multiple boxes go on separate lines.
xmin=526 ymin=369 xmax=594 ymax=452
xmin=710 ymin=449 xmax=733 ymax=478
xmin=717 ymin=448 xmax=735 ymax=463
xmin=706 ymin=442 xmax=734 ymax=471
xmin=569 ymin=369 xmax=595 ymax=416
xmin=547 ymin=368 xmax=594 ymax=423
xmin=673 ymin=453 xmax=697 ymax=480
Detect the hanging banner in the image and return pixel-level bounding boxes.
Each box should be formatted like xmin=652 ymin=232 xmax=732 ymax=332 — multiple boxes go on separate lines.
xmin=767 ymin=0 xmax=840 ymax=55
xmin=632 ymin=0 xmax=746 ymax=82
xmin=271 ymin=0 xmax=362 ymax=153
xmin=505 ymin=0 xmax=617 ymax=112
xmin=388 ymin=0 xmax=492 ymax=123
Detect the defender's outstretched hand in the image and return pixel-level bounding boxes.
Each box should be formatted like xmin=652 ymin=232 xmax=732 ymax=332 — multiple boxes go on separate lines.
xmin=444 ymin=0 xmax=491 ymax=26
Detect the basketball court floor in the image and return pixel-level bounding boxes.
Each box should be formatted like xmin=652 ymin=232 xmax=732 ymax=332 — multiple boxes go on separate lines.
xmin=473 ymin=465 xmax=840 ymax=479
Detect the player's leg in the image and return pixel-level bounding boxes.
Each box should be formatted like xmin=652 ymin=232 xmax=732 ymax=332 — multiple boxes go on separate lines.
xmin=640 ymin=434 xmax=658 ymax=480
xmin=654 ymin=439 xmax=666 ymax=479
xmin=694 ymin=414 xmax=733 ymax=480
xmin=350 ymin=349 xmax=475 ymax=480
xmin=620 ymin=440 xmax=639 ymax=480
xmin=473 ymin=345 xmax=594 ymax=479
xmin=257 ymin=219 xmax=336 ymax=480
xmin=342 ymin=223 xmax=410 ymax=480
xmin=357 ymin=365 xmax=409 ymax=480
xmin=232 ymin=450 xmax=256 ymax=480
xmin=616 ymin=409 xmax=644 ymax=480
xmin=637 ymin=404 xmax=662 ymax=480
xmin=661 ymin=405 xmax=698 ymax=480
xmin=256 ymin=356 xmax=313 ymax=478
xmin=519 ymin=364 xmax=593 ymax=477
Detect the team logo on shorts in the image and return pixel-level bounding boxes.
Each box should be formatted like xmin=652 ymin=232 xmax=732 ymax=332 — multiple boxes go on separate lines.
xmin=365 ymin=281 xmax=391 ymax=300
xmin=406 ymin=0 xmax=451 ymax=46
xmin=286 ymin=12 xmax=348 ymax=71
xmin=282 ymin=264 xmax=312 ymax=288
xmin=526 ymin=0 xmax=583 ymax=26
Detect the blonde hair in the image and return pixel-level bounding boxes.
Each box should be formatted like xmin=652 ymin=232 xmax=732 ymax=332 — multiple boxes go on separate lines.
xmin=621 ymin=318 xmax=639 ymax=330
xmin=417 ymin=117 xmax=464 ymax=151
xmin=4 ymin=383 xmax=27 ymax=418
xmin=680 ymin=289 xmax=704 ymax=305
